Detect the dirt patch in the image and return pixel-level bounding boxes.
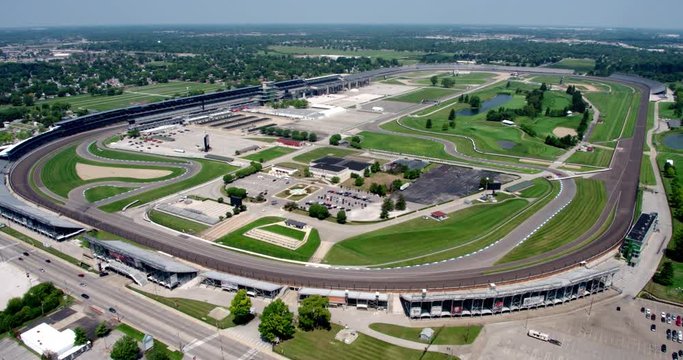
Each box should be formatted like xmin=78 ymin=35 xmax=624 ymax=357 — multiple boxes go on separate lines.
xmin=568 ymin=83 xmax=600 ymax=92
xmin=553 ymin=127 xmax=578 ymax=137
xmin=76 ymin=163 xmax=172 ymax=180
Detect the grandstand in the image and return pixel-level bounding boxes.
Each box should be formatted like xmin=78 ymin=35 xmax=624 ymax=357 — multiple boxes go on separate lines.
xmin=202 ymin=270 xmax=282 ymax=298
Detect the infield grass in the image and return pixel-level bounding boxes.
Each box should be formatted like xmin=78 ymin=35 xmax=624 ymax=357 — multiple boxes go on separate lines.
xmin=566 ymin=147 xmax=614 ymax=168
xmin=214 ymin=217 xmax=320 ymax=261
xmin=242 ymin=146 xmax=296 ymax=163
xmin=640 ymin=155 xmax=657 ymax=186
xmin=369 ymin=323 xmax=481 ymax=345
xmin=148 ymin=209 xmax=209 ymax=235
xmin=387 ymin=87 xmax=458 ymax=103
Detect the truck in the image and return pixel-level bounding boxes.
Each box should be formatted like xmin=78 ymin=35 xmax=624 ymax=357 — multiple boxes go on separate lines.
xmin=527 ymin=329 xmax=561 ymax=346
xmin=173 ymin=148 xmax=186 ymax=153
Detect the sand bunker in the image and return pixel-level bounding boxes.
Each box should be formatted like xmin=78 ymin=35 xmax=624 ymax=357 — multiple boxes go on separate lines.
xmin=553 ymin=127 xmax=578 ymax=137
xmin=76 ymin=163 xmax=172 ymax=180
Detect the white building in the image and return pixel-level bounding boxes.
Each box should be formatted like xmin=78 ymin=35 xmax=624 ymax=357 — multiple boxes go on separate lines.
xmin=20 ymin=323 xmax=90 ymax=360
xmin=270 ymin=165 xmax=299 ymax=178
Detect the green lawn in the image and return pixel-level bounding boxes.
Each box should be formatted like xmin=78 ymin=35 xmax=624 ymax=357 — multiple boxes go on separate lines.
xmin=116 ymin=324 xmax=183 ymax=360
xmin=660 ymin=102 xmax=681 ymax=120
xmin=215 ymin=217 xmax=320 ymax=261
xmin=324 ymin=199 xmax=530 ymax=266
xmin=644 ymin=261 xmax=683 ymax=303
xmin=357 ymin=131 xmax=456 ymax=161
xmin=644 ymin=102 xmax=656 ymax=152
xmin=274 ymin=324 xmax=453 ymax=360
xmin=242 ymin=146 xmax=296 ymax=163
xmin=497 ymin=178 xmax=607 ymax=264
xmin=148 ymin=209 xmax=209 ymax=235
xmin=587 ymin=83 xmax=640 ymax=142
xmin=292 ymin=147 xmax=360 ymax=164
xmin=266 ymin=45 xmax=426 ymax=64
xmin=640 ymin=155 xmax=657 ymax=186
xmin=128 ymin=288 xmax=235 ymax=329
xmin=369 ymin=323 xmax=481 ymax=345
xmin=88 ymin=141 xmax=185 ymax=163
xmin=518 ymin=177 xmax=553 ymax=198
xmin=414 ymin=72 xmax=494 ymax=85
xmin=99 ymin=158 xmax=237 ymax=212
xmin=548 ymin=58 xmax=596 ymax=73
xmin=387 ymin=87 xmax=459 ymax=103
xmin=84 ymin=185 xmax=135 ymax=202
xmin=261 ymin=224 xmax=306 ymax=241
xmin=566 ymin=147 xmax=614 ymax=168
xmin=40 ymin=146 xmax=184 ymax=198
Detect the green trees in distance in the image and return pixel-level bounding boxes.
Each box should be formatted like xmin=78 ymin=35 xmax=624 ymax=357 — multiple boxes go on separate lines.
xmin=336 ymin=210 xmax=347 ymax=224
xmin=226 ymin=187 xmax=248 ymax=199
xmin=272 ymin=98 xmax=308 ymax=109
xmin=222 ymin=174 xmax=235 ymax=184
xmin=73 ymin=327 xmax=88 ymax=346
xmin=297 ymin=295 xmax=331 ymax=331
xmin=258 ymin=299 xmax=295 ymax=343
xmin=260 ymin=126 xmax=317 ymax=142
xmin=430 ymin=75 xmax=438 ymax=86
xmin=468 ymin=96 xmax=481 ymax=109
xmin=308 ymin=203 xmax=330 ymax=220
xmin=329 ymin=134 xmax=342 ymax=146
xmin=369 ymin=183 xmax=387 ymax=196
xmin=110 ymin=335 xmax=140 ymax=360
xmin=230 ymin=289 xmax=253 ymax=325
xmin=441 ymin=77 xmax=455 ymax=88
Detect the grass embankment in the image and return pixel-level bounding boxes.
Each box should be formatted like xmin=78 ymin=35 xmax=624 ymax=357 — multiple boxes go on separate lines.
xmin=587 ymin=83 xmax=640 ymax=142
xmin=99 ymin=158 xmax=237 ymax=212
xmin=369 ymin=323 xmax=481 ymax=345
xmin=88 ymin=141 xmax=184 ymax=163
xmin=292 ymin=147 xmax=360 ymax=164
xmin=387 ymin=87 xmax=459 ymax=103
xmin=274 ymin=323 xmax=453 ymax=360
xmin=128 ymin=288 xmax=235 ymax=329
xmin=413 ymin=72 xmax=494 ymax=86
xmin=497 ymin=178 xmax=607 ymax=264
xmin=261 ymin=224 xmax=306 ymax=241
xmin=0 ymin=226 xmax=87 ymax=269
xmin=84 ymin=185 xmax=135 ymax=202
xmin=566 ymin=147 xmax=614 ymax=168
xmin=215 ymin=217 xmax=320 ymax=261
xmin=116 ymin=324 xmax=183 ymax=360
xmin=324 ymin=199 xmax=529 ymax=266
xmin=242 ymin=146 xmax=296 ymax=163
xmin=518 ymin=177 xmax=552 ymax=198
xmin=356 ymin=131 xmax=457 ymax=161
xmin=147 ymin=209 xmax=209 ymax=235
xmin=41 ymin=146 xmax=184 ymax=198
xmin=643 ymin=102 xmax=656 ymax=152
xmin=640 ymin=155 xmax=657 ymax=186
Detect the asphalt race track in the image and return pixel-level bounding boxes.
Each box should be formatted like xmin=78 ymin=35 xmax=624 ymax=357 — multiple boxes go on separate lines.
xmin=7 ymin=68 xmax=650 ymax=291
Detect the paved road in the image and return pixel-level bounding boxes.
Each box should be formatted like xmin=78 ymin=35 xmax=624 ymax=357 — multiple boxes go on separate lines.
xmin=6 ymin=70 xmax=651 ymax=291
xmin=0 ymin=233 xmax=276 ymax=360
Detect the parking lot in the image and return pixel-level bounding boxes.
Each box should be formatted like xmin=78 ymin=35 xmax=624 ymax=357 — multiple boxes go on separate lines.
xmin=473 ymin=297 xmax=683 ymax=360
xmin=402 ymin=164 xmax=518 ymax=205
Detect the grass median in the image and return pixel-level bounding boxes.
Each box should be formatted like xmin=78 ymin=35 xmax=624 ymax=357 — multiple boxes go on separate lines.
xmin=99 ymin=158 xmax=236 ymax=212
xmin=242 ymin=146 xmax=296 ymax=162
xmin=147 ymin=209 xmax=209 ymax=236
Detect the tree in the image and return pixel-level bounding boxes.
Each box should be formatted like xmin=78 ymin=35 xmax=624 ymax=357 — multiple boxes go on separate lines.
xmin=363 ymin=168 xmax=371 ymax=178
xmin=469 ymin=96 xmax=481 ymax=108
xmin=303 ymin=167 xmax=311 ymax=177
xmin=308 ymin=203 xmax=330 ymax=220
xmin=110 ymin=335 xmax=140 ymax=360
xmin=442 ymin=123 xmax=448 ymax=131
xmin=226 ymin=187 xmax=247 ymax=199
xmin=371 ymin=161 xmax=381 ymax=173
xmin=95 ymin=321 xmax=110 ymax=338
xmin=230 ymin=289 xmax=253 ymax=325
xmin=308 ymin=132 xmax=317 ymax=142
xmin=391 ymin=179 xmax=403 ymax=191
xmin=441 ymin=77 xmax=455 ymax=88
xmin=127 ymin=129 xmax=140 ymax=138
xmin=223 ymin=174 xmax=235 ymax=184
xmin=395 ymin=194 xmax=407 ymax=211
xmin=540 ymin=82 xmax=548 ymax=91
xmin=145 ymin=348 xmax=170 ymax=360
xmin=426 ymin=118 xmax=432 ymax=129
xmin=217 ymin=197 xmax=224 ymax=203
xmin=284 ymin=202 xmax=299 ymax=211
xmin=329 ymin=134 xmax=342 ymax=146
xmin=380 ymin=208 xmax=389 ymax=219
xmin=336 ymin=210 xmax=347 ymax=224
xmin=448 ymin=108 xmax=456 ymax=121
xmin=654 ymin=261 xmax=674 ymax=286
xmin=382 ymin=197 xmax=395 ymax=212
xmin=298 ymin=296 xmax=331 ymax=331
xmin=430 ymin=75 xmax=438 ymax=86
xmin=73 ymin=327 xmax=88 ymax=346
xmin=331 ymin=176 xmax=340 ymax=184
xmin=259 ymin=299 xmax=295 ymax=343
xmin=354 ymin=177 xmax=365 ymax=187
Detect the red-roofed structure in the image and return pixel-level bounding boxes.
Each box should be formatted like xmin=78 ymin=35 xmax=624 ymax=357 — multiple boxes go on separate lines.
xmin=277 ymin=138 xmax=303 ymax=147
xmin=431 ymin=211 xmax=448 ymax=221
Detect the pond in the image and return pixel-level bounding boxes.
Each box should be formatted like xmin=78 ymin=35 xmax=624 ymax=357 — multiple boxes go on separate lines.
xmin=456 ymin=94 xmax=512 ymax=117
xmin=663 ymin=133 xmax=683 ymax=150
xmin=497 ymin=140 xmax=517 ymax=150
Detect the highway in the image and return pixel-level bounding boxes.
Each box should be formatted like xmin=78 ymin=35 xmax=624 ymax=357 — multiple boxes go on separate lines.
xmin=5 ymin=66 xmax=651 ymax=291
xmin=0 ymin=233 xmax=274 ymax=360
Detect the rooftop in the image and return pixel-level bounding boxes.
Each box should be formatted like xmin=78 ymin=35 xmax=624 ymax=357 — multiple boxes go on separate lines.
xmin=626 ymin=212 xmax=658 ymax=243
xmin=299 ymin=287 xmax=389 ymax=301
xmin=203 ymin=270 xmax=282 ymax=292
xmin=87 ymin=237 xmax=198 ymax=274
xmin=311 ymin=163 xmax=347 ymax=173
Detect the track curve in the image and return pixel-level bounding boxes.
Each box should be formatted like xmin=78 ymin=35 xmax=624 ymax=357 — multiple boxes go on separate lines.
xmin=7 ymin=69 xmax=650 ymax=291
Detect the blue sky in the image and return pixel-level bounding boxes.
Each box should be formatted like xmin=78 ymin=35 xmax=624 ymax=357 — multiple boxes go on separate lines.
xmin=1 ymin=0 xmax=681 ymax=29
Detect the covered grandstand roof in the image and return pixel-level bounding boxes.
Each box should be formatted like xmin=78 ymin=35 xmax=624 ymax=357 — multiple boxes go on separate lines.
xmin=0 ymin=176 xmax=82 ymax=229
xmin=88 ymin=237 xmax=197 ymax=273
xmin=609 ymin=73 xmax=667 ymax=94
xmin=202 ymin=270 xmax=282 ymax=292
xmin=299 ymin=287 xmax=389 ymax=301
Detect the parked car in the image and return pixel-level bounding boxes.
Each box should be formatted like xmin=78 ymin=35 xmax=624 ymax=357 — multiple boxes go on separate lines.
xmin=108 ymin=307 xmax=116 ymax=314
xmin=663 ymin=344 xmax=668 ymax=353
xmin=81 ymin=293 xmax=89 ymax=299
xmin=45 ymin=259 xmax=51 ymax=263
xmin=77 ymin=273 xmax=85 ymax=278
xmin=22 ymin=252 xmax=29 ymax=256
xmin=653 ymin=324 xmax=658 ymax=331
